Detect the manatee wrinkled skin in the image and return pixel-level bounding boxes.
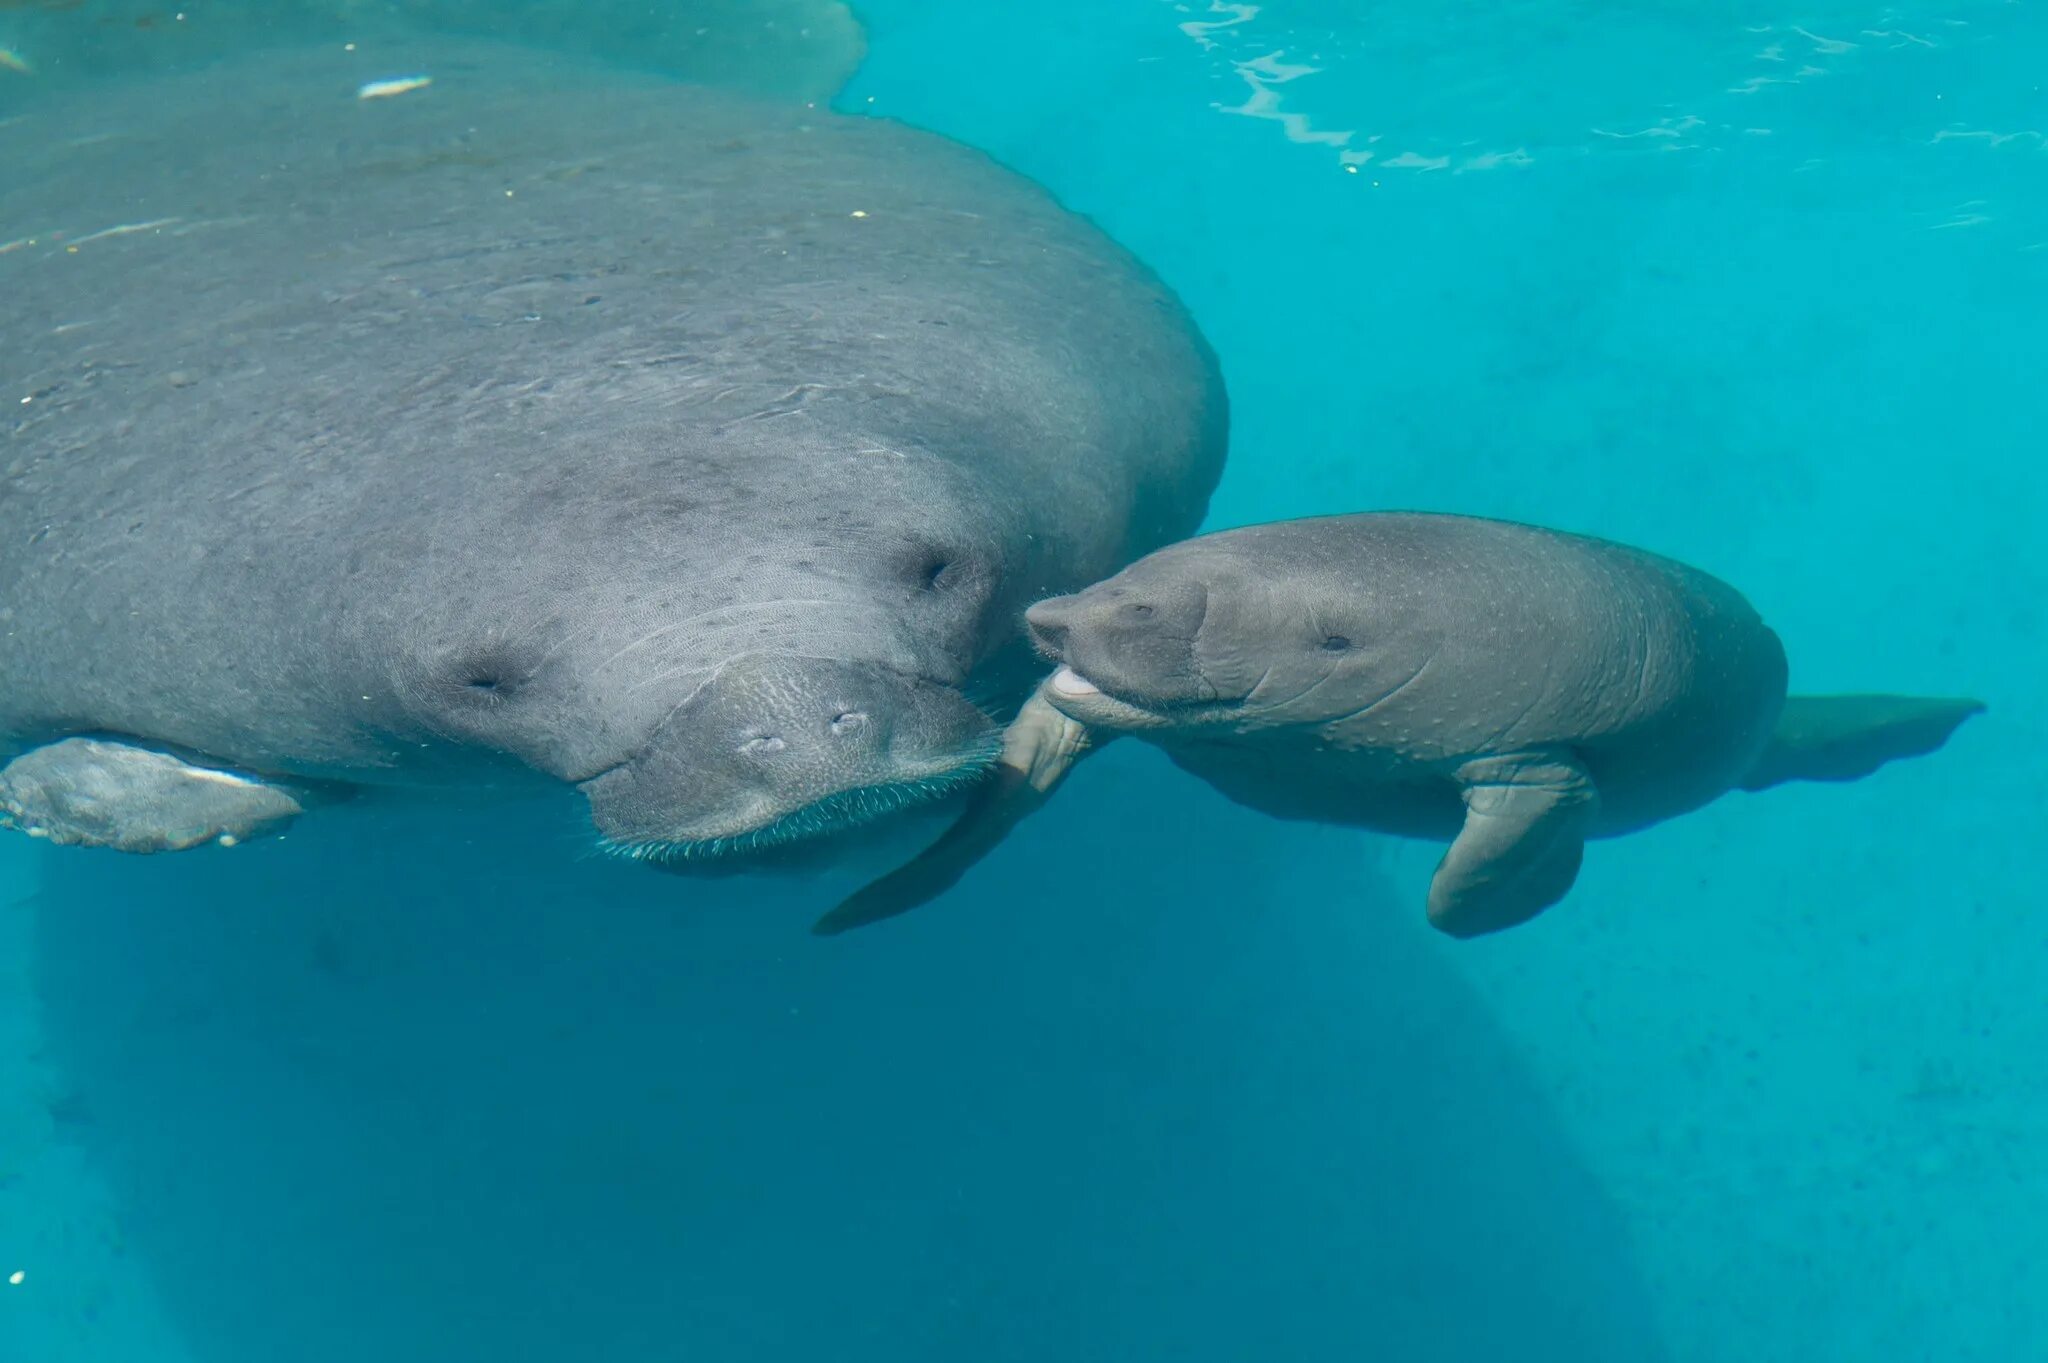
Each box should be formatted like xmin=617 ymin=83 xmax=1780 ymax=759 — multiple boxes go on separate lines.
xmin=821 ymin=513 xmax=1983 ymax=936
xmin=0 ymin=44 xmax=1227 ymax=866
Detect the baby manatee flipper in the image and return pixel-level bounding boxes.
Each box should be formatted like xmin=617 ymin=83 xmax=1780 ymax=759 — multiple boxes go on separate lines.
xmin=1737 ymin=694 xmax=1986 ymax=792
xmin=1427 ymin=753 xmax=1600 ymax=939
xmin=0 ymin=737 xmax=307 ymax=852
xmin=813 ymin=682 xmax=1105 ymax=936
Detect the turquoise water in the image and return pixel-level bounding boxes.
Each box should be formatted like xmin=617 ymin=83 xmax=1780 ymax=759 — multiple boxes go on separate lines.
xmin=3 ymin=3 xmax=2042 ymax=1360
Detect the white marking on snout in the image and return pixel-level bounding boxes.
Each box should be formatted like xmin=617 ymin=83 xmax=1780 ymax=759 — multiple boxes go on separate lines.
xmin=1050 ymin=666 xmax=1101 ymax=698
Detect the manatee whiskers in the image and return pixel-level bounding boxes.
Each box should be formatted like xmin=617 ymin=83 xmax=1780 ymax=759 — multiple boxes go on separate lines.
xmin=959 ymin=674 xmax=1026 ymax=719
xmin=597 ymin=736 xmax=1002 ymax=864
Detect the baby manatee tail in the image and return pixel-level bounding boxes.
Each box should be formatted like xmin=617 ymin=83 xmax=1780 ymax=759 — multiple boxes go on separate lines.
xmin=1738 ymin=694 xmax=1985 ymax=793
xmin=813 ymin=682 xmax=1102 ymax=936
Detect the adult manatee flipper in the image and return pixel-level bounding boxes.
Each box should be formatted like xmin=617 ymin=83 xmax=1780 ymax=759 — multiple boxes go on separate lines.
xmin=1427 ymin=753 xmax=1600 ymax=939
xmin=0 ymin=738 xmax=308 ymax=853
xmin=1737 ymin=694 xmax=1985 ymax=792
xmin=813 ymin=684 xmax=1104 ymax=935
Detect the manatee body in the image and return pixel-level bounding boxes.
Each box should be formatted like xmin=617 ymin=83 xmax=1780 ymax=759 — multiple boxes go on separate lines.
xmin=822 ymin=513 xmax=1982 ymax=936
xmin=0 ymin=44 xmax=1226 ymax=866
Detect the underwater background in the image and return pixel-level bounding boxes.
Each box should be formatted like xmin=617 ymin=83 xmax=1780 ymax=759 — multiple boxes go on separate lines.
xmin=1 ymin=1 xmax=2041 ymax=1359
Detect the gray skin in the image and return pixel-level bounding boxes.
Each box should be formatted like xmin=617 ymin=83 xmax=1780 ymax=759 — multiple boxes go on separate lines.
xmin=819 ymin=513 xmax=1983 ymax=937
xmin=0 ymin=44 xmax=1227 ymax=866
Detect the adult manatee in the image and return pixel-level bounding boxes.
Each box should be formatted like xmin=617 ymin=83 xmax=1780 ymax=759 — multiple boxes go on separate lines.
xmin=0 ymin=43 xmax=1227 ymax=867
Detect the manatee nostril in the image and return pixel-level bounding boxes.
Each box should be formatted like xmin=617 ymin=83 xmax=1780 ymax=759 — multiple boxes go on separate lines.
xmin=740 ymin=734 xmax=787 ymax=756
xmin=1029 ymin=618 xmax=1069 ymax=653
xmin=829 ymin=710 xmax=869 ymax=736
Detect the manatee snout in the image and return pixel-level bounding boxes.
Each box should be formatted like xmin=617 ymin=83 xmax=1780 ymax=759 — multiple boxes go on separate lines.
xmin=580 ymin=653 xmax=995 ymax=859
xmin=1025 ymin=576 xmax=1212 ymax=705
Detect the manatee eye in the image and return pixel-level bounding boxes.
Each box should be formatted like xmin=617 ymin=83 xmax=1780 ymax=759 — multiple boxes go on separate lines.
xmin=455 ymin=670 xmax=518 ymax=707
xmin=905 ymin=545 xmax=988 ymax=599
xmin=1321 ymin=635 xmax=1353 ymax=652
xmin=436 ymin=636 xmax=541 ymax=711
xmin=904 ymin=546 xmax=963 ymax=592
xmin=1121 ymin=602 xmax=1155 ymax=619
xmin=453 ymin=660 xmax=523 ymax=702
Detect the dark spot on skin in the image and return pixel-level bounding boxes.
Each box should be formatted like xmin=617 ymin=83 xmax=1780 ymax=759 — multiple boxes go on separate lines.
xmin=446 ymin=646 xmax=537 ymax=705
xmin=1124 ymin=602 xmax=1154 ymax=618
xmin=1322 ymin=635 xmax=1353 ymax=652
xmin=905 ymin=543 xmax=979 ymax=594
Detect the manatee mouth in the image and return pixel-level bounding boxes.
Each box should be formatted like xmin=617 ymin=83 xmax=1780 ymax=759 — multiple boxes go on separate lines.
xmin=593 ymin=741 xmax=1001 ymax=870
xmin=1034 ymin=660 xmax=1194 ymax=730
xmin=1049 ymin=665 xmax=1101 ymax=699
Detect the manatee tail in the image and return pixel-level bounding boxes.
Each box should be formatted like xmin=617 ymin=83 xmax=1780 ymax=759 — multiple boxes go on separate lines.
xmin=1737 ymin=694 xmax=1985 ymax=793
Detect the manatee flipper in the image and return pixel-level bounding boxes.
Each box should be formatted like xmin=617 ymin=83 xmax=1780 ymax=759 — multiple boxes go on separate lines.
xmin=0 ymin=737 xmax=306 ymax=853
xmin=813 ymin=682 xmax=1104 ymax=936
xmin=1426 ymin=753 xmax=1600 ymax=939
xmin=1737 ymin=694 xmax=1985 ymax=793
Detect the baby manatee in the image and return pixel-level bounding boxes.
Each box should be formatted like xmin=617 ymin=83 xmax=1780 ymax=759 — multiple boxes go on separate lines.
xmin=817 ymin=512 xmax=1984 ymax=938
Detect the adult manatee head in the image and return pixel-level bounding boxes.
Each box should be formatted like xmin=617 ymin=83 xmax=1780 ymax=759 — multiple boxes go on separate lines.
xmin=0 ymin=43 xmax=1227 ymax=869
xmin=380 ymin=444 xmax=1032 ymax=864
xmin=385 ymin=439 xmax=1081 ymax=866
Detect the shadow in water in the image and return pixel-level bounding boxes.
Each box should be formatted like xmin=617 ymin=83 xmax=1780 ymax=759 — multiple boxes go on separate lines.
xmin=31 ymin=749 xmax=1665 ymax=1362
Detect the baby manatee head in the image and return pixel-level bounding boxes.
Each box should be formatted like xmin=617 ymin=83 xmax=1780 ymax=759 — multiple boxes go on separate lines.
xmin=1023 ymin=527 xmax=1415 ymax=733
xmin=1025 ymin=566 xmax=1217 ymax=721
